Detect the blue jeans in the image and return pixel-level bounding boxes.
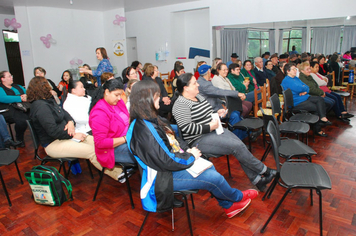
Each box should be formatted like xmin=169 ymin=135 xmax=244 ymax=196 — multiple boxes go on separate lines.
xmin=245 ymin=91 xmax=256 ymax=103
xmin=323 ymin=96 xmax=335 ymax=113
xmin=0 ymin=115 xmax=11 ymax=148
xmin=229 ymin=111 xmax=248 ymax=140
xmin=173 ymin=166 xmax=242 ymax=209
xmin=190 ymin=129 xmax=266 ymax=185
xmin=325 ymin=92 xmax=346 ymax=117
xmin=114 ymin=144 xmax=136 ymax=164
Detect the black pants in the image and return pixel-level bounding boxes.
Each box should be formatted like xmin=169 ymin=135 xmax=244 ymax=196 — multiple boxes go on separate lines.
xmin=2 ymin=106 xmax=29 ymax=141
xmin=294 ymin=95 xmax=326 ymax=118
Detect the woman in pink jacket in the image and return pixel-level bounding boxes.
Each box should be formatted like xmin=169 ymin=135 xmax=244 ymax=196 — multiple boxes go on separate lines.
xmin=89 ymin=79 xmax=136 ymax=182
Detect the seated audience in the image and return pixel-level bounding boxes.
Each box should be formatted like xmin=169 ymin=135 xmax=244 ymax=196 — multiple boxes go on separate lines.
xmin=329 ymin=54 xmax=342 ymax=85
xmin=317 ymin=55 xmax=329 ymax=76
xmin=143 ymin=65 xmax=171 ymax=117
xmin=281 ymin=63 xmax=331 ymax=137
xmin=298 ymin=62 xmax=334 ymax=113
xmin=57 ymin=70 xmax=73 ymax=96
xmin=240 ymin=60 xmax=259 ymax=90
xmin=270 ymin=54 xmax=281 ymax=74
xmin=349 ymin=54 xmax=356 ymax=68
xmin=253 ymin=57 xmax=269 ymax=86
xmin=130 ymin=61 xmax=143 ymax=80
xmin=89 ymin=79 xmax=136 ymax=182
xmin=169 ymin=61 xmax=183 ymax=80
xmin=262 ymin=52 xmax=270 ymax=65
xmin=34 ymin=67 xmax=62 ymax=100
xmin=125 ymin=79 xmax=139 ymax=111
xmin=279 ymin=54 xmax=289 ymax=63
xmin=127 ymin=79 xmax=258 ymax=218
xmin=212 ymin=63 xmax=252 ymax=118
xmin=227 ymin=63 xmax=255 ymax=103
xmin=342 ymin=51 xmax=352 ymax=61
xmin=194 ymin=61 xmax=206 ymax=79
xmin=211 ymin=57 xmax=222 ymax=78
xmin=270 ymin=61 xmax=287 ymax=95
xmin=0 ymin=71 xmax=28 ymax=146
xmin=27 ymin=76 xmax=121 ymax=179
xmin=172 ymin=65 xmax=185 ymax=93
xmin=122 ymin=66 xmax=138 ymax=89
xmin=309 ymin=61 xmax=353 ymax=122
xmin=172 ymin=73 xmax=276 ymax=191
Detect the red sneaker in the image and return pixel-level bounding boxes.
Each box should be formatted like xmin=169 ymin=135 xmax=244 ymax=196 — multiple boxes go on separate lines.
xmin=224 ymin=199 xmax=251 ymax=218
xmin=241 ymin=189 xmax=258 ymax=202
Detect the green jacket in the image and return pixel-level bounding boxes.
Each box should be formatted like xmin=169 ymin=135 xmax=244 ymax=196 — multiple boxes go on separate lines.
xmin=241 ymin=68 xmax=256 ymax=82
xmin=227 ymin=73 xmax=254 ymax=93
xmin=299 ymin=72 xmax=324 ymax=96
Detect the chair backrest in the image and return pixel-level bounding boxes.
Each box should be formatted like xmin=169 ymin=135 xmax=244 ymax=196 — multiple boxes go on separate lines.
xmin=267 ymin=121 xmax=281 ymax=172
xmin=342 ymin=68 xmax=349 ymax=82
xmin=270 ymin=93 xmax=280 ymax=116
xmin=160 ymin=72 xmax=170 ymax=80
xmin=26 ymin=120 xmax=41 ymax=160
xmin=226 ymin=96 xmax=243 ymax=117
xmin=253 ymin=84 xmax=267 ymax=117
xmin=282 ymin=88 xmax=294 ymax=116
xmin=260 ymin=108 xmax=281 ymax=147
xmin=61 ymin=87 xmax=68 ymax=104
xmin=266 ymin=79 xmax=271 ymax=102
xmin=163 ymin=78 xmax=174 ymax=96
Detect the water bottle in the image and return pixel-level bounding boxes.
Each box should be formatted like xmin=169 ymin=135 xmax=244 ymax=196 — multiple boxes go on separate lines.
xmin=348 ymin=70 xmax=354 ymax=84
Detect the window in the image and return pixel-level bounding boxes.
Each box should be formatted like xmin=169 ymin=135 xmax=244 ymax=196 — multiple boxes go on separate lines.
xmin=247 ymin=31 xmax=269 ymax=59
xmin=282 ymin=29 xmax=302 ymax=54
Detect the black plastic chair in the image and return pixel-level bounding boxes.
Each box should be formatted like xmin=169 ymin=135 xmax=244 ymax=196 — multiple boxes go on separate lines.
xmin=226 ymin=97 xmax=264 ymax=152
xmin=282 ymin=89 xmax=319 ymax=141
xmin=138 ymin=190 xmax=198 ymax=236
xmin=260 ymin=121 xmax=332 ymax=236
xmin=26 ymin=120 xmax=94 ymax=179
xmin=0 ymin=149 xmax=23 ymax=206
xmin=270 ymin=93 xmax=310 ymax=144
xmin=92 ymin=162 xmax=137 ymax=209
xmin=260 ymin=109 xmax=316 ymax=163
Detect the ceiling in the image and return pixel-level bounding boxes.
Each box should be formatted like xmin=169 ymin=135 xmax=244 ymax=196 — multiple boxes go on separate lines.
xmin=0 ymin=0 xmax=199 ymax=14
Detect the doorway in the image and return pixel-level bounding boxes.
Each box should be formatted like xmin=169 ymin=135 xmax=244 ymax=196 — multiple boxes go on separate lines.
xmin=2 ymin=30 xmax=25 ymax=86
xmin=126 ymin=37 xmax=138 ymax=65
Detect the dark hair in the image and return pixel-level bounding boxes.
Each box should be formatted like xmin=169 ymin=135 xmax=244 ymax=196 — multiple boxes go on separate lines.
xmin=243 ymin=60 xmax=252 ymax=67
xmin=96 ymin=47 xmax=108 ymax=59
xmin=174 ymin=65 xmax=184 ymax=74
xmin=292 ymin=45 xmax=296 ymax=51
xmin=283 ymin=63 xmax=296 ymax=74
xmin=90 ymin=79 xmax=124 ymax=111
xmin=228 ymin=63 xmax=239 ymax=74
xmin=131 ymin=61 xmax=141 ymax=69
xmin=330 ymin=54 xmax=338 ymax=62
xmin=122 ymin=67 xmax=135 ymax=84
xmin=317 ymin=55 xmax=326 ymax=63
xmin=34 ymin=67 xmax=46 ymax=76
xmin=173 ymin=61 xmax=183 ymax=71
xmin=294 ymin=58 xmax=302 ymax=65
xmin=216 ymin=62 xmax=227 ymax=71
xmin=145 ymin=65 xmax=155 ymax=77
xmin=352 ymin=54 xmax=356 ymax=59
xmin=26 ymin=76 xmax=53 ymax=102
xmin=83 ymin=63 xmax=92 ymax=70
xmin=278 ymin=61 xmax=287 ymax=68
xmin=129 ymin=80 xmax=161 ymax=121
xmin=61 ymin=70 xmax=73 ymax=84
xmin=264 ymin=60 xmax=272 ymax=67
xmin=68 ymin=80 xmax=82 ymax=93
xmin=310 ymin=61 xmax=319 ymax=68
xmin=176 ymin=73 xmax=194 ymax=94
xmin=0 ymin=71 xmax=8 ymax=80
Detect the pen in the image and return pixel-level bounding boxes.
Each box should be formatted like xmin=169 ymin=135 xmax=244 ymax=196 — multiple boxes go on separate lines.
xmin=195 ymin=143 xmax=199 ymax=148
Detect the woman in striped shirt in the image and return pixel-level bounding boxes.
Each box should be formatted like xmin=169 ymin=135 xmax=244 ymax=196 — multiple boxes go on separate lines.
xmin=172 ymin=73 xmax=276 ymax=192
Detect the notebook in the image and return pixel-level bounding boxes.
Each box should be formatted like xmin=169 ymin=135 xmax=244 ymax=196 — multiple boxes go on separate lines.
xmin=186 ymin=158 xmax=213 ymax=178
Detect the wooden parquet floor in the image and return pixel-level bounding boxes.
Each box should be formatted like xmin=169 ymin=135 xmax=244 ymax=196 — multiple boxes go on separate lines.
xmin=1 ymin=101 xmax=356 ymax=236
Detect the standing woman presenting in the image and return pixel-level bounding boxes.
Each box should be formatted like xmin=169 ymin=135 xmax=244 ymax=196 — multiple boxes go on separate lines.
xmin=80 ymin=47 xmax=113 ymax=86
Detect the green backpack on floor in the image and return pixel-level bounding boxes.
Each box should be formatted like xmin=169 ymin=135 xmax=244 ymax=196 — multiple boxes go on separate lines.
xmin=25 ymin=165 xmax=73 ymax=206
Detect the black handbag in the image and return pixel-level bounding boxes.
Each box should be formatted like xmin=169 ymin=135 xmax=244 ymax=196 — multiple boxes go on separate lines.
xmin=11 ymin=102 xmax=31 ymax=112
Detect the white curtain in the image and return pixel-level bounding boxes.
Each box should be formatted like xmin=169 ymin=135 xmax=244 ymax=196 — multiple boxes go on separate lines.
xmin=311 ymin=26 xmax=341 ymax=54
xmin=269 ymin=29 xmax=275 ymax=54
xmin=341 ymin=25 xmax=356 ymax=53
xmin=301 ymin=27 xmax=307 ymax=53
xmin=220 ymin=29 xmax=248 ymax=62
xmin=278 ymin=29 xmax=284 ymax=54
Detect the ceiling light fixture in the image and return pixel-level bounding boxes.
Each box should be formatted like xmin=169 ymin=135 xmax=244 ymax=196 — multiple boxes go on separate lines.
xmin=346 ymin=16 xmax=350 ymax=20
xmin=70 ymin=0 xmax=73 ymax=5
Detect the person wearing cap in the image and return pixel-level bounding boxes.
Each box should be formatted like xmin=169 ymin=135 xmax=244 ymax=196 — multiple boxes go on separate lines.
xmin=279 ymin=54 xmax=289 ymax=63
xmin=270 ymin=53 xmax=280 ymax=74
xmin=226 ymin=53 xmax=239 ymax=67
xmin=253 ymin=57 xmax=269 ymax=86
xmin=290 ymin=53 xmax=298 ymax=62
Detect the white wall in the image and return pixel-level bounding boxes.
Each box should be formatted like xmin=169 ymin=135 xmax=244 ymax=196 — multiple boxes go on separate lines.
xmin=15 ymin=6 xmax=106 ymax=85
xmin=0 ymin=13 xmax=15 ymax=71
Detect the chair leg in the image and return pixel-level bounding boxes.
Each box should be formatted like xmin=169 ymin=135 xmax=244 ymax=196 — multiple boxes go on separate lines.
xmin=172 ymin=209 xmax=175 ymax=231
xmin=248 ymin=130 xmax=252 ymax=152
xmin=260 ymin=188 xmax=290 ymax=233
xmin=67 ymin=161 xmax=74 ymax=179
xmin=261 ymin=143 xmax=271 ymax=162
xmin=7 ymin=123 xmax=15 ymax=141
xmin=86 ymin=160 xmax=94 ymax=179
xmin=190 ymin=194 xmax=195 ymax=209
xmin=0 ymin=171 xmax=11 ymax=207
xmin=262 ymin=176 xmax=278 ymax=201
xmin=137 ymin=211 xmax=150 ymax=236
xmin=93 ymin=168 xmax=105 ymax=201
xmin=226 ymin=155 xmax=232 ymax=178
xmin=62 ymin=162 xmax=69 ymax=179
xmin=124 ymin=167 xmax=135 ymax=209
xmin=310 ymin=189 xmax=313 ymax=206
xmin=317 ymin=189 xmax=323 ymax=236
xmin=14 ymin=161 xmax=23 ymax=184
xmin=262 ymin=128 xmax=266 ymax=148
xmin=182 ymin=194 xmax=193 ymax=236
xmin=267 ymin=178 xmax=279 ymax=199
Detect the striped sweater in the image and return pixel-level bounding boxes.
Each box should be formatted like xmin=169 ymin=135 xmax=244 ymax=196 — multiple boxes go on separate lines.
xmin=172 ymin=94 xmax=213 ymax=144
